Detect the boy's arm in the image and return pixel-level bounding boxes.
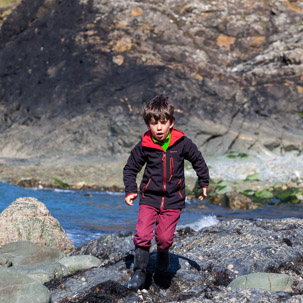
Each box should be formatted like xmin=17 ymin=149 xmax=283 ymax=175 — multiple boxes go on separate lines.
xmin=183 ymin=137 xmax=209 ymax=194
xmin=123 ymin=141 xmax=146 ymax=200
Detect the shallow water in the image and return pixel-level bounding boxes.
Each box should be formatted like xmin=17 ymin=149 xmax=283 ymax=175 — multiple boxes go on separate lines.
xmin=1 ymin=182 xmax=303 ymax=247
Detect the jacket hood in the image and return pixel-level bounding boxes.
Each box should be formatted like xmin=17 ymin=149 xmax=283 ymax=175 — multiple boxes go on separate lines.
xmin=142 ymin=128 xmax=185 ymax=151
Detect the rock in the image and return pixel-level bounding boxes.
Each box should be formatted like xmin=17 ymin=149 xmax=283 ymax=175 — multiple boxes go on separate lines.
xmin=224 ymin=191 xmax=257 ymax=210
xmin=0 ymin=266 xmax=50 ymax=303
xmin=46 ymin=218 xmax=303 ymax=302
xmin=12 ymin=261 xmax=69 ymax=283
xmin=0 ymin=241 xmax=64 ymax=266
xmin=58 ymin=255 xmax=102 ymax=274
xmin=0 ymin=197 xmax=74 ymax=252
xmin=71 ymin=231 xmax=134 ymax=266
xmin=228 ymin=272 xmax=294 ymax=292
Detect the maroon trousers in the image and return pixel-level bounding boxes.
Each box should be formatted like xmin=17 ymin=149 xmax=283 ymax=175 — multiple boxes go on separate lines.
xmin=134 ymin=204 xmax=181 ymax=250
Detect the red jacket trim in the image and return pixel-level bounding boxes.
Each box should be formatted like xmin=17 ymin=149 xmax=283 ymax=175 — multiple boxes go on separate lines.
xmin=142 ymin=128 xmax=185 ymax=150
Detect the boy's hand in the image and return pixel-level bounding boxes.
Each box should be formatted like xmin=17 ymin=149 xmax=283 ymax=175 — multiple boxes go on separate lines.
xmin=125 ymin=193 xmax=138 ymax=206
xmin=198 ymin=187 xmax=207 ymax=200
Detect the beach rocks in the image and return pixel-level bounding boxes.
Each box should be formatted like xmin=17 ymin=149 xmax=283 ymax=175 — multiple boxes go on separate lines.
xmin=42 ymin=218 xmax=303 ymax=302
xmin=0 ymin=241 xmax=102 ymax=302
xmin=0 ymin=197 xmax=74 ymax=252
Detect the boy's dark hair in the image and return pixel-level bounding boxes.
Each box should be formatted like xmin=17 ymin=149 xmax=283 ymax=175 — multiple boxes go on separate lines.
xmin=143 ymin=94 xmax=175 ymax=125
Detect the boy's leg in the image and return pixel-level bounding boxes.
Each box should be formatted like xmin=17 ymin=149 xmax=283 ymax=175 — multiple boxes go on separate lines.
xmin=155 ymin=208 xmax=181 ymax=250
xmin=125 ymin=204 xmax=159 ymax=291
xmin=134 ymin=204 xmax=159 ymax=248
xmin=155 ymin=208 xmax=181 ymax=272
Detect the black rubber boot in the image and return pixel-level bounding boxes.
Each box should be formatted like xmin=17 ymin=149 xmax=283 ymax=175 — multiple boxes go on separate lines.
xmin=124 ymin=246 xmax=150 ymax=291
xmin=155 ymin=247 xmax=169 ymax=273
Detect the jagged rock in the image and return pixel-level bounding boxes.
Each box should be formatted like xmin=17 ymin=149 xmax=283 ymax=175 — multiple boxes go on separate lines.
xmin=0 ymin=266 xmax=50 ymax=303
xmin=58 ymin=255 xmax=101 ymax=274
xmin=0 ymin=197 xmax=74 ymax=252
xmin=229 ymin=272 xmax=294 ymax=292
xmin=0 ymin=241 xmax=64 ymax=266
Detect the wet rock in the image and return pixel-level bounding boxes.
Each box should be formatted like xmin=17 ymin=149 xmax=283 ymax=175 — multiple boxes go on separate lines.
xmin=0 ymin=197 xmax=74 ymax=252
xmin=229 ymin=272 xmax=294 ymax=292
xmin=224 ymin=191 xmax=258 ymax=210
xmin=0 ymin=266 xmax=50 ymax=303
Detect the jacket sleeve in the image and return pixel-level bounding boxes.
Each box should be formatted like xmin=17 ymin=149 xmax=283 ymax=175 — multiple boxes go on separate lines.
xmin=183 ymin=137 xmax=209 ymax=188
xmin=123 ymin=141 xmax=146 ymax=196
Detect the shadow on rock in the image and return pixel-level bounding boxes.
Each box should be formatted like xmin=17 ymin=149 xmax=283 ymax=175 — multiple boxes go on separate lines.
xmin=125 ymin=250 xmax=201 ymax=290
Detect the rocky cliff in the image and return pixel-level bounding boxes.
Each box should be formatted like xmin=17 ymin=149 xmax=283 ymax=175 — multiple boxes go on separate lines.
xmin=0 ymin=0 xmax=302 ymax=186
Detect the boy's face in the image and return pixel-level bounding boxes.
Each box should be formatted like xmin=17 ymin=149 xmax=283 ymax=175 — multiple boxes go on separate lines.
xmin=148 ymin=117 xmax=174 ymax=141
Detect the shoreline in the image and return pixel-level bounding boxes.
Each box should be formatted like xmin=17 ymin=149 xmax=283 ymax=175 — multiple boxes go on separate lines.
xmin=1 ymin=152 xmax=303 ymax=199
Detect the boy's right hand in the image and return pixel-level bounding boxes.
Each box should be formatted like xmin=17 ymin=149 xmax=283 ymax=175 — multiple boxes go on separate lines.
xmin=125 ymin=193 xmax=138 ymax=206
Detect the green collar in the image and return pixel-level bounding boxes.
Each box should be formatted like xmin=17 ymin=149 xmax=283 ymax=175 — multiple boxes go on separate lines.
xmin=152 ymin=131 xmax=171 ymax=152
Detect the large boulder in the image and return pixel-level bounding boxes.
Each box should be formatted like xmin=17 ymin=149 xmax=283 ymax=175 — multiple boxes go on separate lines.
xmin=0 ymin=266 xmax=50 ymax=303
xmin=0 ymin=197 xmax=74 ymax=252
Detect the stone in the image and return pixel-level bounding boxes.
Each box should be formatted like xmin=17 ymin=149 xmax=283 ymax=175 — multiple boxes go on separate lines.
xmin=58 ymin=255 xmax=102 ymax=274
xmin=228 ymin=272 xmax=294 ymax=292
xmin=12 ymin=261 xmax=69 ymax=284
xmin=224 ymin=192 xmax=256 ymax=210
xmin=0 ymin=197 xmax=74 ymax=252
xmin=0 ymin=241 xmax=64 ymax=266
xmin=0 ymin=266 xmax=50 ymax=303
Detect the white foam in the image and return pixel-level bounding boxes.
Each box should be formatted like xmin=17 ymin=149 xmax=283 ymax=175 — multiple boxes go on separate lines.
xmin=179 ymin=215 xmax=219 ymax=231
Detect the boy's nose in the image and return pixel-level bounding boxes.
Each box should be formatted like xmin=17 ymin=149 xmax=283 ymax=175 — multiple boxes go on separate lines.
xmin=157 ymin=122 xmax=162 ymax=129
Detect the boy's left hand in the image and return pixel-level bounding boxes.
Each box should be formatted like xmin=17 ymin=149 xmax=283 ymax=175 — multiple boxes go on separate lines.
xmin=198 ymin=187 xmax=207 ymax=200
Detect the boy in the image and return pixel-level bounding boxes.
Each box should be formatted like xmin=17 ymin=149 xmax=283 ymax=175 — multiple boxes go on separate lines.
xmin=123 ymin=94 xmax=209 ymax=291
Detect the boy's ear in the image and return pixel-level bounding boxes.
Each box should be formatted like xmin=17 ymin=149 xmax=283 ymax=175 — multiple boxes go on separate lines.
xmin=170 ymin=118 xmax=175 ymax=129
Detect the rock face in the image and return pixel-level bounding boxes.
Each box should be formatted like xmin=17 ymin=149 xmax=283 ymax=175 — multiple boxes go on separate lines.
xmin=0 ymin=0 xmax=302 ymax=170
xmin=0 ymin=197 xmax=74 ymax=252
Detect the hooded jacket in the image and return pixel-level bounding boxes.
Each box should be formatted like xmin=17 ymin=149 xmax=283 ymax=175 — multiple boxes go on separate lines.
xmin=123 ymin=128 xmax=209 ymax=210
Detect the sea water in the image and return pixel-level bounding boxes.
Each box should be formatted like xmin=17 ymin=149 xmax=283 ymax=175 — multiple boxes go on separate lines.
xmin=1 ymin=182 xmax=303 ymax=247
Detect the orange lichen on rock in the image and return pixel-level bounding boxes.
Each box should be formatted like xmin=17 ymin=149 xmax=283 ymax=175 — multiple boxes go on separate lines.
xmin=285 ymin=0 xmax=303 ymax=12
xmin=297 ymin=86 xmax=303 ymax=94
xmin=131 ymin=8 xmax=142 ymax=17
xmin=217 ymin=34 xmax=236 ymax=51
xmin=113 ymin=37 xmax=133 ymax=52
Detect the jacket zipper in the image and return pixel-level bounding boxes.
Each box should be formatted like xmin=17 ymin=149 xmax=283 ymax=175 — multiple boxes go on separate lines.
xmin=169 ymin=157 xmax=174 ymax=182
xmin=160 ymin=152 xmax=166 ymax=210
xmin=142 ymin=178 xmax=151 ymax=198
xmin=178 ymin=178 xmax=183 ymax=198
